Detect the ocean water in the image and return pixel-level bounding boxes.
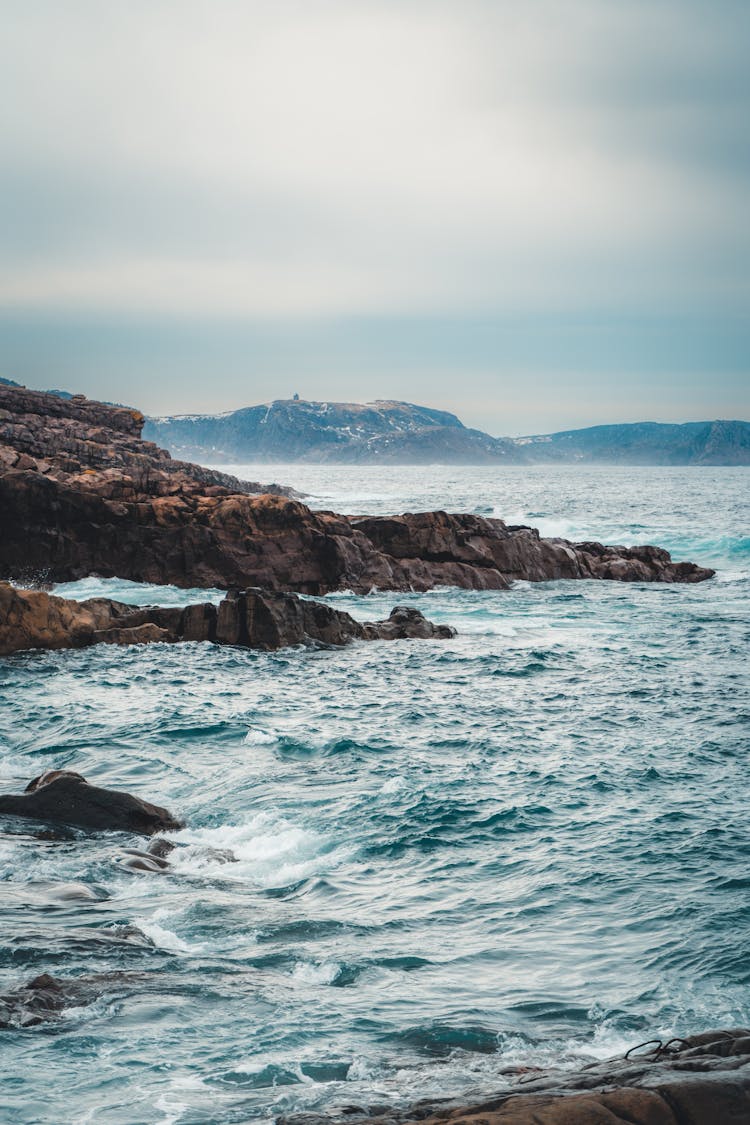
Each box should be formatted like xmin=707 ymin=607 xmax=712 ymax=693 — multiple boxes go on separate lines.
xmin=1 ymin=465 xmax=748 ymax=1125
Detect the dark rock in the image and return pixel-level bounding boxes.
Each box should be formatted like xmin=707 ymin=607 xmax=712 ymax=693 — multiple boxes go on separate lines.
xmin=279 ymin=1029 xmax=750 ymax=1125
xmin=118 ymin=848 xmax=172 ymax=873
xmin=361 ymin=606 xmax=455 ymax=641
xmin=0 ymin=771 xmax=183 ymax=835
xmin=0 ymin=971 xmax=143 ymax=1029
xmin=0 ymin=973 xmax=84 ymax=1028
xmin=0 ymin=382 xmax=296 ymax=495
xmin=148 ymin=837 xmax=177 ymax=860
xmin=0 ymin=582 xmax=455 ymax=656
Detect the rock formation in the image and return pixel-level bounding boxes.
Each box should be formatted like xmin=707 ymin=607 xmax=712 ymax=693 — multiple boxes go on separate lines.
xmin=279 ymin=1029 xmax=750 ymax=1125
xmin=0 ymin=385 xmax=713 ymax=593
xmin=0 ymin=582 xmax=455 ymax=656
xmin=0 ymin=771 xmax=183 ymax=835
xmin=0 ymin=383 xmax=295 ymax=496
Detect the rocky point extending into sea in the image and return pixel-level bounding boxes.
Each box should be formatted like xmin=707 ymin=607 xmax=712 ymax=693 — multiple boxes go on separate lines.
xmin=0 ymin=383 xmax=713 ymax=601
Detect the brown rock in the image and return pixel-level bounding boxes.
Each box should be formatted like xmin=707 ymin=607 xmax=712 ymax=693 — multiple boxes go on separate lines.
xmin=0 ymin=582 xmax=455 ymax=656
xmin=0 ymin=385 xmax=714 ymax=592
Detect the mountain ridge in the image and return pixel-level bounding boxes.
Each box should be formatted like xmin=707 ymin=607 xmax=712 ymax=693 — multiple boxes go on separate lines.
xmin=143 ymin=397 xmax=750 ymax=466
xmin=144 ymin=397 xmax=522 ymax=464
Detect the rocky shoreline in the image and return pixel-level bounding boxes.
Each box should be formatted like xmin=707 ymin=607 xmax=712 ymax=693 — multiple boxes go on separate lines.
xmin=0 ymin=384 xmax=714 ymax=594
xmin=279 ymin=1029 xmax=750 ymax=1125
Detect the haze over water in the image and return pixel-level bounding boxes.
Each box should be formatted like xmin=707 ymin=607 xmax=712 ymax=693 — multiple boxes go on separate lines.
xmin=1 ymin=465 xmax=748 ymax=1124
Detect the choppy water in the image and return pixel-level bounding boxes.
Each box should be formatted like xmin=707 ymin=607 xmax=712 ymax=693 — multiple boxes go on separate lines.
xmin=1 ymin=465 xmax=748 ymax=1125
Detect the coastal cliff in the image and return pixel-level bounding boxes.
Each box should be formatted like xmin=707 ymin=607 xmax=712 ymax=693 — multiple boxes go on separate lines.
xmin=0 ymin=385 xmax=714 ymax=592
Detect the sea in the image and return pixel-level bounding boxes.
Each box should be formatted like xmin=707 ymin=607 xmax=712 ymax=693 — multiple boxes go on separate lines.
xmin=1 ymin=464 xmax=748 ymax=1124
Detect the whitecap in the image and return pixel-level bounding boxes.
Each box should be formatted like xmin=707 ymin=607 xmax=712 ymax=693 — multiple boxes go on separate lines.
xmin=380 ymin=775 xmax=408 ymax=794
xmin=167 ymin=812 xmax=348 ymax=888
xmin=132 ymin=911 xmax=207 ymax=955
xmin=244 ymin=727 xmax=279 ymax=746
xmin=290 ymin=961 xmax=342 ymax=986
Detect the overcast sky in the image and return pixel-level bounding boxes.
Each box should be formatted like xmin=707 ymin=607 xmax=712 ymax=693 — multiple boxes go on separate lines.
xmin=1 ymin=0 xmax=748 ymax=433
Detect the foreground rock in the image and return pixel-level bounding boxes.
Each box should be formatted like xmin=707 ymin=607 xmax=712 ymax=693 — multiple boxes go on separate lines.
xmin=0 ymin=583 xmax=455 ymax=656
xmin=0 ymin=384 xmax=713 ymax=592
xmin=279 ymin=1029 xmax=750 ymax=1125
xmin=0 ymin=771 xmax=183 ymax=835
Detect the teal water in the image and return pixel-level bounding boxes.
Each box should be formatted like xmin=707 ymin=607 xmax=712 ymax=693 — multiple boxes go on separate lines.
xmin=1 ymin=466 xmax=748 ymax=1124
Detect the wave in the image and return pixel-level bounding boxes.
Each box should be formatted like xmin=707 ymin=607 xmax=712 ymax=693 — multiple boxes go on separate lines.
xmin=51 ymin=577 xmax=225 ymax=607
xmin=166 ymin=813 xmax=350 ymax=889
xmin=132 ymin=911 xmax=208 ymax=955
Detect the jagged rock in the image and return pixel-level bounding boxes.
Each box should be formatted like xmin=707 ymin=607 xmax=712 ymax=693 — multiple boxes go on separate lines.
xmin=278 ymin=1029 xmax=750 ymax=1125
xmin=0 ymin=385 xmax=714 ymax=592
xmin=0 ymin=771 xmax=183 ymax=835
xmin=0 ymin=583 xmax=455 ymax=656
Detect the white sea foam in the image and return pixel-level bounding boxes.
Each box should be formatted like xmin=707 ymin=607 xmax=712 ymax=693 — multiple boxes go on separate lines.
xmin=153 ymin=1093 xmax=190 ymax=1125
xmin=290 ymin=961 xmax=342 ymax=986
xmin=51 ymin=576 xmax=225 ymax=607
xmin=244 ymin=727 xmax=280 ymax=746
xmin=133 ymin=910 xmax=207 ymax=955
xmin=495 ymin=508 xmax=587 ymax=541
xmin=168 ymin=812 xmax=346 ymax=888
xmin=380 ymin=775 xmax=408 ymax=794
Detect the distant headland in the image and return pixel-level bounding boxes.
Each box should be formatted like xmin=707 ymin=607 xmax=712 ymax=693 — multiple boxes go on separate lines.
xmin=143 ymin=395 xmax=750 ymax=466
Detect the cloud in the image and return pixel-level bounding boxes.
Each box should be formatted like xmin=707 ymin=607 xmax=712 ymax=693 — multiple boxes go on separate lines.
xmin=1 ymin=0 xmax=748 ymax=319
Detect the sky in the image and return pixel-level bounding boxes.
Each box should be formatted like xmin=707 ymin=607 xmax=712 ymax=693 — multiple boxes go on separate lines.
xmin=1 ymin=0 xmax=748 ymax=435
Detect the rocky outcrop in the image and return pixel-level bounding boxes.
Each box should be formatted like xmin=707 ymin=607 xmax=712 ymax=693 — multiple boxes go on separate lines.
xmin=0 ymin=582 xmax=455 ymax=656
xmin=0 ymin=771 xmax=183 ymax=835
xmin=0 ymin=384 xmax=714 ymax=591
xmin=351 ymin=512 xmax=714 ymax=585
xmin=279 ymin=1029 xmax=750 ymax=1125
xmin=0 ymin=383 xmax=295 ymax=496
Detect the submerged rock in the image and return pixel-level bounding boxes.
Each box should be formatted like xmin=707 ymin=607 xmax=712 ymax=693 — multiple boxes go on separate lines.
xmin=0 ymin=973 xmax=91 ymax=1029
xmin=0 ymin=384 xmax=713 ymax=593
xmin=0 ymin=582 xmax=455 ymax=656
xmin=279 ymin=1029 xmax=750 ymax=1125
xmin=0 ymin=971 xmax=143 ymax=1029
xmin=0 ymin=771 xmax=183 ymax=835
